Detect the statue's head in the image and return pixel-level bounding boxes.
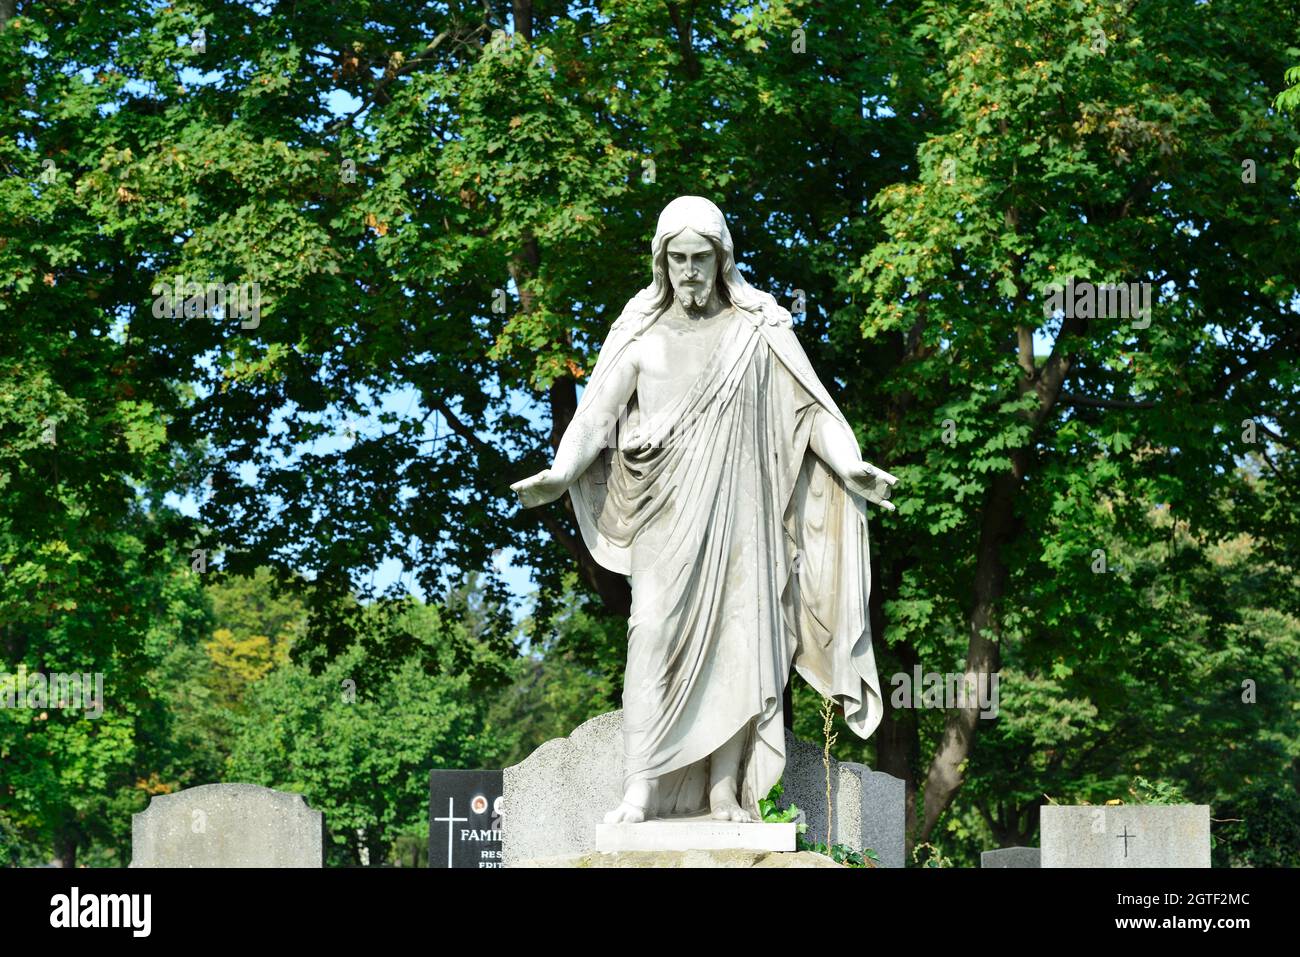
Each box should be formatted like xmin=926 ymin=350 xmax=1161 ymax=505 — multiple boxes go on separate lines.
xmin=618 ymin=195 xmax=785 ymax=332
xmin=664 ymin=228 xmax=727 ymax=313
xmin=649 ymin=196 xmax=741 ymax=314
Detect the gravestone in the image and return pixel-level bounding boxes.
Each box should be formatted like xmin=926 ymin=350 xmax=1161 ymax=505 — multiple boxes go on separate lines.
xmin=981 ymin=846 xmax=1041 ymax=868
xmin=778 ymin=733 xmax=906 ymax=869
xmin=131 ymin=783 xmax=324 ymax=867
xmin=429 ymin=769 xmax=503 ymax=869
xmin=502 ymin=710 xmax=906 ymax=866
xmin=1040 ymin=805 xmax=1211 ymax=868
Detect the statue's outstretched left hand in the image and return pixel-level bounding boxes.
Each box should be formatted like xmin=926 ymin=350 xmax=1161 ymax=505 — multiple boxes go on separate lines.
xmin=510 ymin=468 xmax=570 ymax=509
xmin=841 ymin=460 xmax=898 ymax=510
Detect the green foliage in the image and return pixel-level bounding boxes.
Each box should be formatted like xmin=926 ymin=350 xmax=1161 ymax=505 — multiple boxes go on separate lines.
xmin=227 ymin=636 xmax=511 ymax=867
xmin=1126 ymin=776 xmax=1188 ymax=807
xmin=839 ymin=0 xmax=1298 ymax=855
xmin=221 ymin=574 xmax=517 ymax=866
xmin=759 ymin=780 xmax=805 ymax=828
xmin=0 ymin=538 xmax=214 ymax=866
xmin=487 ymin=575 xmax=618 ymax=765
xmin=797 ymin=838 xmax=881 ymax=869
xmin=762 ymin=780 xmax=879 ymax=867
xmin=950 ymin=523 xmax=1300 ymax=865
xmin=1213 ymin=779 xmax=1300 ymax=868
xmin=1274 ymin=59 xmax=1300 ymax=192
xmin=911 ymin=842 xmax=954 ymax=869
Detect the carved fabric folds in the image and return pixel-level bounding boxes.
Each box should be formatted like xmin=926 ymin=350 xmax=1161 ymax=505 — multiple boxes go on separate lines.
xmin=567 ymin=196 xmax=883 ymax=818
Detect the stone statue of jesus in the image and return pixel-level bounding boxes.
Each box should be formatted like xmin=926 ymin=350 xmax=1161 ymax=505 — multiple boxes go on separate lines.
xmin=511 ymin=196 xmax=896 ymax=826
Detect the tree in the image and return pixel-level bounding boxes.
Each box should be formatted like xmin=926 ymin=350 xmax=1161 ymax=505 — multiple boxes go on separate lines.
xmin=0 ymin=539 xmax=213 ymax=867
xmin=2 ymin=1 xmax=216 ymax=866
xmin=848 ymin=0 xmax=1299 ymax=842
xmin=227 ymin=588 xmax=516 ymax=866
xmin=487 ymin=570 xmax=619 ymax=765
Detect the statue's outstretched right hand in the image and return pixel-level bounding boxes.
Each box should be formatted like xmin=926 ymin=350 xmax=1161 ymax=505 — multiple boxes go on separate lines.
xmin=841 ymin=460 xmax=899 ymax=511
xmin=510 ymin=468 xmax=569 ymax=509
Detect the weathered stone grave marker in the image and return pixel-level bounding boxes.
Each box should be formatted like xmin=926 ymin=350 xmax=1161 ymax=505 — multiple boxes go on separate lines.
xmin=131 ymin=783 xmax=324 ymax=868
xmin=1040 ymin=805 xmax=1211 ymax=867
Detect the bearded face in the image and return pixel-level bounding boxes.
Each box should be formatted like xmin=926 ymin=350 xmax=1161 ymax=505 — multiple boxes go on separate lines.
xmin=664 ymin=228 xmax=723 ymax=314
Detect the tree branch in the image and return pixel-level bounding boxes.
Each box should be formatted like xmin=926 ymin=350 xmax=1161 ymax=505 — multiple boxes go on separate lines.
xmin=1060 ymin=392 xmax=1157 ymax=410
xmin=665 ymin=1 xmax=701 ymax=80
xmin=326 ymin=20 xmax=491 ymax=134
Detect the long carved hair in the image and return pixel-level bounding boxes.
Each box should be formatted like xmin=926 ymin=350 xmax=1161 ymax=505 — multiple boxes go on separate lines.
xmin=620 ymin=196 xmax=782 ymax=330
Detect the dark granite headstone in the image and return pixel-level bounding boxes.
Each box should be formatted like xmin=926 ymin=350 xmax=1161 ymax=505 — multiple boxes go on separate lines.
xmin=429 ymin=769 xmax=503 ymax=869
xmin=981 ymin=846 xmax=1041 ymax=868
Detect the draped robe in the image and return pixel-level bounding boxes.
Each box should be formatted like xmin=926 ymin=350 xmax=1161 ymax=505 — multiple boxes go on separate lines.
xmin=569 ymin=300 xmax=884 ymax=819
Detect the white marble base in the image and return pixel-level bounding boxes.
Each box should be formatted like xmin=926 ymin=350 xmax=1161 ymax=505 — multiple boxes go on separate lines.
xmin=595 ymin=819 xmax=796 ymax=853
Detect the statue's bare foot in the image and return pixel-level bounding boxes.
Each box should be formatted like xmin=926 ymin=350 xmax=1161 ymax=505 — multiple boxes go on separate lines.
xmin=604 ymin=779 xmax=652 ymax=824
xmin=707 ymin=728 xmax=752 ymax=821
xmin=603 ymin=801 xmax=646 ymax=824
xmin=709 ymin=795 xmax=753 ymax=823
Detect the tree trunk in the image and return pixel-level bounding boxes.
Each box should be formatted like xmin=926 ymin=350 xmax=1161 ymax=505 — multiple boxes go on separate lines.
xmin=51 ymin=827 xmax=78 ymax=869
xmin=512 ymin=0 xmax=532 ymax=40
xmin=917 ymin=469 xmax=1014 ymax=841
xmin=665 ymin=2 xmax=702 ymax=80
xmin=867 ymin=553 xmax=921 ymax=850
xmin=915 ymin=313 xmax=1078 ymax=839
xmin=978 ymin=799 xmax=1036 ymax=848
xmin=875 ymin=641 xmax=921 ymax=852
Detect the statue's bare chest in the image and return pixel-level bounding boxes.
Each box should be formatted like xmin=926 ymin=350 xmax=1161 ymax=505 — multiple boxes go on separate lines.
xmin=635 ymin=309 xmax=736 ymax=418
